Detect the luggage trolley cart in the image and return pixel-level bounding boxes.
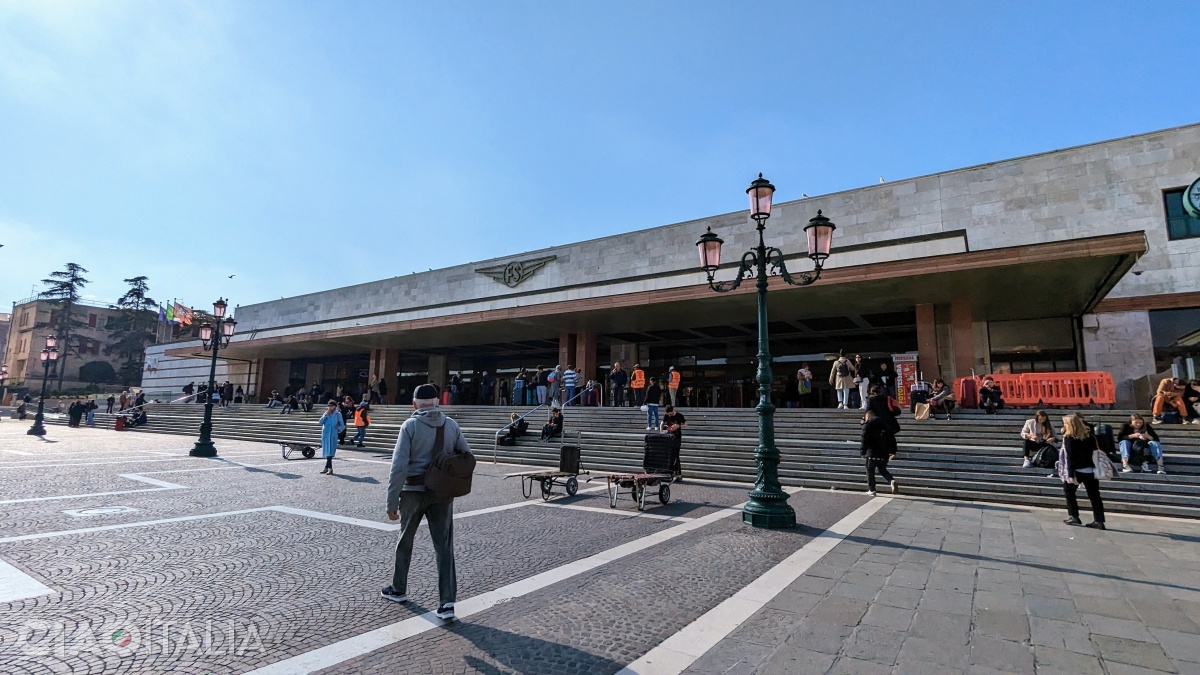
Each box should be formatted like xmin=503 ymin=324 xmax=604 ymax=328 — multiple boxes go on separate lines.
xmin=606 ymin=431 xmax=678 ymax=511
xmin=505 ymin=432 xmax=588 ymax=501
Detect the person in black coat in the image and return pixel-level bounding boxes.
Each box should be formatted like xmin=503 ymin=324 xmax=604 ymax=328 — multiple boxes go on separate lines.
xmin=540 ymin=408 xmax=563 ymax=441
xmin=1060 ymin=413 xmax=1105 ymax=529
xmin=860 ymin=409 xmax=898 ymax=496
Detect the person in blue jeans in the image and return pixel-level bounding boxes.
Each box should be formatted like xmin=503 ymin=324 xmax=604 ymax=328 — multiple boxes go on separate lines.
xmin=643 ymin=377 xmax=662 ymax=430
xmin=563 ymin=365 xmax=578 ymax=406
xmin=1117 ymin=414 xmax=1165 ymax=474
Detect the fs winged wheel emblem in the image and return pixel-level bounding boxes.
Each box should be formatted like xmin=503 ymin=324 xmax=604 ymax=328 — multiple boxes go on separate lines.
xmin=475 ymin=255 xmax=556 ymax=288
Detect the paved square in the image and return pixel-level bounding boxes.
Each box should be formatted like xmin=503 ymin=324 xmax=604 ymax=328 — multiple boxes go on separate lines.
xmin=3 ymin=423 xmax=1200 ymax=674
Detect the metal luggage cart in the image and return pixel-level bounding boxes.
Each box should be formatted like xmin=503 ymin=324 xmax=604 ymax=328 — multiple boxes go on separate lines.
xmin=604 ymin=431 xmax=678 ymax=511
xmin=278 ymin=441 xmax=316 ymax=460
xmin=505 ymin=433 xmax=588 ymax=501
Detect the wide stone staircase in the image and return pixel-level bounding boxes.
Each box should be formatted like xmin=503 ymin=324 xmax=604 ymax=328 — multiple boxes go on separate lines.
xmin=44 ymin=402 xmax=1200 ymax=518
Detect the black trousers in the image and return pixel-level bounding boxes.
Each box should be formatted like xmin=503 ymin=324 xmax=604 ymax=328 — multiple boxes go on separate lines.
xmin=1022 ymin=439 xmax=1054 ymax=458
xmin=865 ymin=457 xmax=894 ymax=491
xmin=1064 ymin=472 xmax=1105 ymax=523
xmin=612 ymin=385 xmax=625 ymax=407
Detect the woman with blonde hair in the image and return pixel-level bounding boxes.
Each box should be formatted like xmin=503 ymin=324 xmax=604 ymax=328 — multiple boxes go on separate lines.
xmin=1060 ymin=413 xmax=1105 ymax=530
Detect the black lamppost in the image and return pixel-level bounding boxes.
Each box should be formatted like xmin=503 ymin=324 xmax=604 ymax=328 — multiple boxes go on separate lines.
xmin=189 ymin=299 xmax=237 ymax=458
xmin=0 ymin=364 xmax=8 ymax=407
xmin=27 ymin=337 xmax=60 ymax=437
xmin=695 ymin=174 xmax=837 ymax=529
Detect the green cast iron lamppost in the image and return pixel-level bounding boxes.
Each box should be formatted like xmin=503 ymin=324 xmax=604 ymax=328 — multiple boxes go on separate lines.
xmin=190 ymin=298 xmax=237 ymax=458
xmin=27 ymin=336 xmax=59 ymax=437
xmin=695 ymin=174 xmax=837 ymax=528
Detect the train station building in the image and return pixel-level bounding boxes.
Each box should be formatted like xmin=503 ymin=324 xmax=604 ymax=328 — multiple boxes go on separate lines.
xmin=144 ymin=123 xmax=1200 ymax=408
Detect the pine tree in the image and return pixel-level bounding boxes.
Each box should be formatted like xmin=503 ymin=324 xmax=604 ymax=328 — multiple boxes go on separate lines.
xmin=38 ymin=263 xmax=90 ymax=391
xmin=105 ymin=276 xmax=157 ymax=385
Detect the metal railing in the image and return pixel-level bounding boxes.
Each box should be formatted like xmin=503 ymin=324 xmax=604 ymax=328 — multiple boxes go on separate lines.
xmin=491 ymin=384 xmax=599 ymax=463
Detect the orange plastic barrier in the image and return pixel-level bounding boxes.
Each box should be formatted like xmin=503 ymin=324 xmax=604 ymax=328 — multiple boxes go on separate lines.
xmin=953 ymin=372 xmax=1115 ymax=408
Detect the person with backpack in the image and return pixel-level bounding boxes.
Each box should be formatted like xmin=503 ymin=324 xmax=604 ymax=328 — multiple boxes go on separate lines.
xmin=318 ymin=400 xmax=345 ymax=476
xmin=828 ymin=350 xmax=855 ymax=409
xmin=1117 ymin=414 xmax=1165 ymax=474
xmin=1059 ymin=413 xmax=1106 ymax=530
xmin=383 ymin=383 xmax=469 ymax=621
xmin=1020 ymin=410 xmax=1058 ymax=469
xmin=860 ymin=409 xmax=898 ymax=496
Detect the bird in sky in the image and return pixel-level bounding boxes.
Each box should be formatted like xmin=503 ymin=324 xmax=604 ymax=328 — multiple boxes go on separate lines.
xmin=802 ymin=193 xmax=809 ymax=198
xmin=228 ymin=274 xmax=236 ymax=279
xmin=879 ymin=177 xmax=886 ymax=183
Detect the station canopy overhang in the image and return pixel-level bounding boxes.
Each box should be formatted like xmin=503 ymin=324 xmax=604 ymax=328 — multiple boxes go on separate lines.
xmin=169 ymin=232 xmax=1145 ymax=362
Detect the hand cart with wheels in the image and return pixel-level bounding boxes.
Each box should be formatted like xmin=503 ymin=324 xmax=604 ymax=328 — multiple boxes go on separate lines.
xmin=505 ymin=437 xmax=588 ymax=501
xmin=605 ymin=432 xmax=678 ymax=511
xmin=278 ymin=441 xmax=316 ymax=460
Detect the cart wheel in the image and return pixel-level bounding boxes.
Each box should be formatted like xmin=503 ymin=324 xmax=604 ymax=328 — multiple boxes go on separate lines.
xmin=565 ymin=477 xmax=578 ymax=497
xmin=541 ymin=479 xmax=553 ymax=501
xmin=659 ymin=484 xmax=671 ymax=505
xmin=302 ymin=447 xmax=315 ymax=459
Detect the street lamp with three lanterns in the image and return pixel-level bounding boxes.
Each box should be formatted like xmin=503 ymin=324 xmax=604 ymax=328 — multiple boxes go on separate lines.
xmin=27 ymin=336 xmax=60 ymax=437
xmin=190 ymin=299 xmax=237 ymax=457
xmin=695 ymin=174 xmax=838 ymax=529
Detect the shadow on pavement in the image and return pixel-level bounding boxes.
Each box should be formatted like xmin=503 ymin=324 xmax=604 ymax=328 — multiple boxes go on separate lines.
xmin=454 ymin=622 xmax=625 ymax=674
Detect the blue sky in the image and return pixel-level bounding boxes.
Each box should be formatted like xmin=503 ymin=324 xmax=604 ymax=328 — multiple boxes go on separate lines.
xmin=1 ymin=1 xmax=1197 ymax=312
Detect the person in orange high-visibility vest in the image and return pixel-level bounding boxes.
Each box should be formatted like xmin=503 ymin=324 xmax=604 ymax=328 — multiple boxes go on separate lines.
xmin=631 ymin=364 xmax=647 ymax=407
xmin=667 ymin=366 xmax=681 ymax=407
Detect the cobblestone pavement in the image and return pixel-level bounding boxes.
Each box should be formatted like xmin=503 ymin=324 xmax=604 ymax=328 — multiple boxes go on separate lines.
xmin=687 ymin=497 xmax=1200 ymax=675
xmin=0 ymin=424 xmax=866 ymax=673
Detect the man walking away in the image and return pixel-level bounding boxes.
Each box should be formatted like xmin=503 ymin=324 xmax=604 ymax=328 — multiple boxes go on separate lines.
xmin=860 ymin=409 xmax=899 ymax=496
xmin=106 ymin=394 xmax=115 ymax=414
xmin=609 ymin=362 xmax=627 ymax=407
xmin=563 ymin=365 xmax=579 ymax=405
xmin=480 ymin=371 xmax=494 ymax=406
xmin=829 ymin=350 xmax=855 ymax=409
xmin=383 ymin=383 xmax=464 ymax=621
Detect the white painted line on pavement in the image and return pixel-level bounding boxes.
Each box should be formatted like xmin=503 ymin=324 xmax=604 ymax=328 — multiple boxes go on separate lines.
xmin=0 ymin=508 xmax=272 ymax=543
xmin=270 ymin=506 xmax=396 ymax=531
xmin=4 ymin=452 xmax=273 ymax=470
xmin=540 ymin=503 xmax=695 ymax=522
xmin=244 ymin=501 xmax=748 ymax=675
xmin=0 ymin=474 xmax=188 ymax=505
xmin=0 ymin=447 xmax=34 ymax=456
xmin=0 ymin=557 xmax=53 ymax=603
xmin=617 ymin=496 xmax=893 ymax=675
xmin=119 ymin=474 xmax=189 ymax=489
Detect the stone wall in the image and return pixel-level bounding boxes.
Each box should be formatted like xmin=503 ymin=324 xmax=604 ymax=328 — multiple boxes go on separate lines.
xmin=1080 ymin=310 xmax=1157 ymax=407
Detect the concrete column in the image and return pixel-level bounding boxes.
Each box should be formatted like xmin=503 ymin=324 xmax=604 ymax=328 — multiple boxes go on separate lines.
xmin=558 ymin=332 xmax=574 ymax=369
xmin=427 ymin=355 xmax=447 ymax=391
xmin=609 ymin=342 xmax=638 ymax=371
xmin=916 ymin=303 xmax=939 ymax=381
xmin=256 ymin=358 xmax=289 ymax=403
xmin=370 ymin=348 xmax=402 ymax=403
xmin=575 ymin=331 xmax=597 ymax=384
xmin=950 ymin=300 xmax=974 ymax=382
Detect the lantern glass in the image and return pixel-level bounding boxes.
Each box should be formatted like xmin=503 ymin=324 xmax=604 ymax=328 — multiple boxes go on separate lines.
xmin=695 ymin=228 xmax=724 ymax=272
xmin=746 ymin=174 xmax=775 ymax=221
xmin=199 ymin=323 xmax=213 ymax=343
xmin=45 ymin=335 xmax=57 ymax=349
xmin=48 ymin=348 xmax=59 ymax=361
xmin=213 ymin=299 xmax=227 ymax=319
xmin=40 ymin=350 xmax=49 ymax=362
xmin=804 ymin=210 xmax=837 ymax=262
xmin=221 ymin=318 xmax=237 ymax=338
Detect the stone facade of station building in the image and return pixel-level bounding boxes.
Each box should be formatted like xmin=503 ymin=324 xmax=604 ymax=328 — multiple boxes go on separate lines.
xmin=145 ymin=124 xmax=1200 ymax=408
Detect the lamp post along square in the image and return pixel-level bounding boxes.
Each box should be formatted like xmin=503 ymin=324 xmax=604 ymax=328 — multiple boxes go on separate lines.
xmin=696 ymin=175 xmax=837 ymax=529
xmin=190 ymin=299 xmax=237 ymax=458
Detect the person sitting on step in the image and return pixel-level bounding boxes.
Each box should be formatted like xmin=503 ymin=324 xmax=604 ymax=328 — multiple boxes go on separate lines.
xmin=928 ymin=379 xmax=955 ymax=420
xmin=539 ymin=408 xmax=563 ymax=441
xmin=1117 ymin=414 xmax=1165 ymax=474
xmin=1151 ymin=378 xmax=1189 ymax=424
xmin=1020 ymin=410 xmax=1058 ymax=468
xmin=503 ymin=412 xmax=529 ymax=445
xmin=978 ymin=376 xmax=1005 ymax=414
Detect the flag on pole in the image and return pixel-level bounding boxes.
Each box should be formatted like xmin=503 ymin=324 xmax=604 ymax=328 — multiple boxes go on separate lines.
xmin=158 ymin=304 xmax=167 ymax=322
xmin=174 ymin=302 xmax=193 ymax=326
xmin=166 ymin=304 xmax=176 ymax=323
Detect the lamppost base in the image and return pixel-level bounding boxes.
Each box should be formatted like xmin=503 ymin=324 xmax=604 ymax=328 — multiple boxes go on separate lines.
xmin=190 ymin=441 xmax=217 ymax=458
xmin=742 ymin=501 xmax=796 ymax=529
xmin=27 ymin=425 xmax=46 ymax=436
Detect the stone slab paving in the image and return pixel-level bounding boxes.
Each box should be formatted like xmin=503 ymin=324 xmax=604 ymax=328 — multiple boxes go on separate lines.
xmin=686 ymin=497 xmax=1200 ymax=675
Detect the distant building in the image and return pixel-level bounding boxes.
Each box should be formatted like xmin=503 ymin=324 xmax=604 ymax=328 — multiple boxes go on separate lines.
xmin=0 ymin=313 xmax=10 ymax=376
xmin=2 ymin=298 xmax=136 ymax=390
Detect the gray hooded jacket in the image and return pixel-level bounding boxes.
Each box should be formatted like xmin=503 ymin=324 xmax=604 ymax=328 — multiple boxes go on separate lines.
xmin=387 ymin=408 xmax=470 ymax=512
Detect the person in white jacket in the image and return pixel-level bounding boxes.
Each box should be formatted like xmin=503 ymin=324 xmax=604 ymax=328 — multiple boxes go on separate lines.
xmin=1020 ymin=410 xmax=1057 ymax=468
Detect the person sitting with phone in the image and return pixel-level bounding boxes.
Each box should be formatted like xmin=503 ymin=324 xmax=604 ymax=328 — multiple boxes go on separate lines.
xmin=1117 ymin=414 xmax=1165 ymax=474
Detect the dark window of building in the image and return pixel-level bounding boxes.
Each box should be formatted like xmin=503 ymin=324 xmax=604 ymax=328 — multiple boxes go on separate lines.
xmin=1149 ymin=308 xmax=1200 ymax=378
xmin=88 ymin=313 xmax=97 ymax=328
xmin=1164 ymin=188 xmax=1200 ymax=241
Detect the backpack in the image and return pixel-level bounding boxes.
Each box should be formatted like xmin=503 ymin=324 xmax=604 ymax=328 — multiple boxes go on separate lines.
xmin=1032 ymin=445 xmax=1057 ymax=469
xmin=1093 ymin=423 xmax=1118 ymax=462
xmin=836 ymin=360 xmax=850 ymax=377
xmin=1161 ymin=412 xmax=1182 ymax=424
xmin=424 ymin=423 xmax=476 ymax=499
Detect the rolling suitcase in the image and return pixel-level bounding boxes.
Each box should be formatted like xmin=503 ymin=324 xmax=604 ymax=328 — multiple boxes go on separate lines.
xmin=643 ymin=432 xmax=677 ymax=474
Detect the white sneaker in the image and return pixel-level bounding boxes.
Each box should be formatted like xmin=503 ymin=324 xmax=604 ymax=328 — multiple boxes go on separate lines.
xmin=837 ymin=404 xmax=845 ymax=409
xmin=435 ymin=603 xmax=455 ymax=621
xmin=1142 ymin=462 xmax=1151 ymax=473
xmin=866 ymin=489 xmax=876 ymax=496
xmin=1157 ymin=468 xmax=1167 ymax=475
xmin=1021 ymin=459 xmax=1032 ymax=468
